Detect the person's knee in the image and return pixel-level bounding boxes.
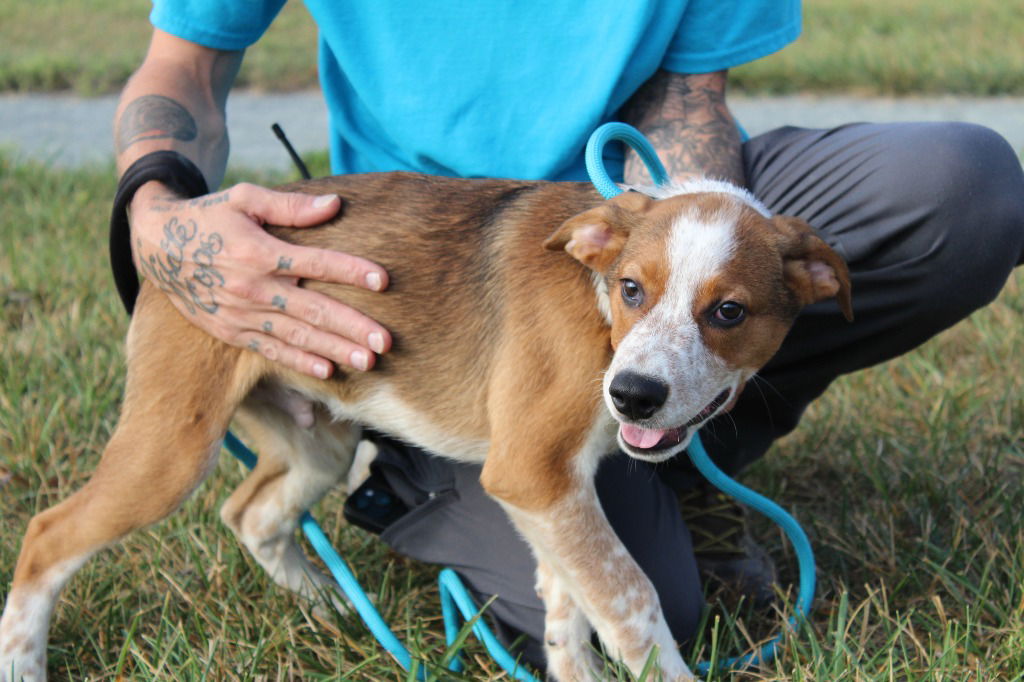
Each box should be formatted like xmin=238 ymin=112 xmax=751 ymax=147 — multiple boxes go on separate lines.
xmin=884 ymin=123 xmax=1016 ymax=215
xmin=883 ymin=123 xmax=1023 ymax=314
xmin=947 ymin=124 xmax=1024 ymax=271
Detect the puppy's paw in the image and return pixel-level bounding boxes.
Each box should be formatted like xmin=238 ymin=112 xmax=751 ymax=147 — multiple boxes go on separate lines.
xmin=345 ymin=439 xmax=378 ymax=492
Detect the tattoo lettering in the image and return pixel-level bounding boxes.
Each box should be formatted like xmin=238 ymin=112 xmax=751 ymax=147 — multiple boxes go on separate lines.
xmin=271 ymin=295 xmax=287 ymax=311
xmin=186 ymin=193 xmax=229 ymax=209
xmin=192 ymin=232 xmax=225 ymax=293
xmin=137 ymin=215 xmax=225 ymax=315
xmin=277 ymin=256 xmax=293 ymax=271
xmin=619 ymin=70 xmax=744 ymax=186
xmin=248 ymin=339 xmax=261 ymax=352
xmin=149 ymin=192 xmax=230 ymax=214
xmin=116 ymin=95 xmax=198 ymax=153
xmin=262 ymin=321 xmax=273 ymax=333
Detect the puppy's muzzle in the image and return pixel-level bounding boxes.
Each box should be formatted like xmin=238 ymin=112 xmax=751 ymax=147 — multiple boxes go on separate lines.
xmin=608 ymin=371 xmax=669 ymax=420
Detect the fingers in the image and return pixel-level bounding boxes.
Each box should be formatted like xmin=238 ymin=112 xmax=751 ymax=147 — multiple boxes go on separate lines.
xmin=231 ymin=299 xmax=388 ymax=375
xmin=233 ymin=184 xmax=389 ymax=293
xmin=205 ymin=286 xmax=390 ymax=377
xmin=273 ymin=242 xmax=389 ymax=293
xmin=239 ymin=329 xmax=375 ymax=379
xmin=215 ymin=264 xmax=392 ymax=358
xmin=269 ymin=289 xmax=391 ymax=356
xmin=233 ymin=182 xmax=343 ymax=227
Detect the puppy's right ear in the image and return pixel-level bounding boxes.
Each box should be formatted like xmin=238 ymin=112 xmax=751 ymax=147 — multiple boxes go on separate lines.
xmin=543 ymin=192 xmax=651 ymax=272
xmin=772 ymin=215 xmax=854 ymax=321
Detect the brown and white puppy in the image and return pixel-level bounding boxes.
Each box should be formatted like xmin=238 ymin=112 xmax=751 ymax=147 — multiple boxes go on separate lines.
xmin=0 ymin=173 xmax=851 ymax=682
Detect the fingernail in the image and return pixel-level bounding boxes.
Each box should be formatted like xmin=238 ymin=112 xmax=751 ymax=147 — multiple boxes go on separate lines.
xmin=313 ymin=193 xmax=338 ymax=208
xmin=366 ymin=271 xmax=383 ymax=291
xmin=350 ymin=350 xmax=370 ymax=371
xmin=313 ymin=361 xmax=330 ymax=379
xmin=368 ymin=332 xmax=385 ymax=353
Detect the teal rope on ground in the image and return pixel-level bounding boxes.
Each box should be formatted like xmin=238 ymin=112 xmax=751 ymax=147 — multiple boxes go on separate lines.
xmin=222 ymin=431 xmax=538 ymax=681
xmin=438 ymin=568 xmax=538 ymax=681
xmin=686 ymin=433 xmax=815 ymax=675
xmin=223 ymin=433 xmax=417 ymax=673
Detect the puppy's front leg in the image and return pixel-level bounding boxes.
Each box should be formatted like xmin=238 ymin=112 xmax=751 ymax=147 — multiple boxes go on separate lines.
xmin=503 ymin=483 xmax=693 ymax=680
xmin=481 ymin=433 xmax=694 ymax=680
xmin=535 ymin=561 xmax=600 ymax=681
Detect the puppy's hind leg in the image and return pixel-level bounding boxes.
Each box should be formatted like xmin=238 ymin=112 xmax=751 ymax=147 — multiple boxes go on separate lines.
xmin=221 ymin=388 xmax=360 ymax=614
xmin=0 ymin=286 xmax=260 ymax=682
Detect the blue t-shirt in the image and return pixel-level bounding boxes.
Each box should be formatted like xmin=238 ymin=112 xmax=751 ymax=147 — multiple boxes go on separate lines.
xmin=151 ymin=1 xmax=799 ymax=180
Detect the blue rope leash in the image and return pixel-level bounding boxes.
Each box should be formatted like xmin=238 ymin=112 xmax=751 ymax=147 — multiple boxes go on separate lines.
xmin=221 ymin=122 xmax=814 ymax=679
xmin=585 ymin=121 xmax=671 ymax=198
xmin=586 ymin=122 xmax=816 ymax=674
xmin=687 ymin=434 xmax=814 ymax=674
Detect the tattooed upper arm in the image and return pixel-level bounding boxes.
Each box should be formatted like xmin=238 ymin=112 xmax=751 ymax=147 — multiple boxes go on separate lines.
xmin=116 ymin=95 xmax=198 ymax=154
xmin=619 ymin=70 xmax=744 ymax=187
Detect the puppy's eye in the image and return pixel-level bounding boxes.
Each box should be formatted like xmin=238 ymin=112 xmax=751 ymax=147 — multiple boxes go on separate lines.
xmin=620 ymin=279 xmax=644 ymax=307
xmin=711 ymin=301 xmax=746 ymax=326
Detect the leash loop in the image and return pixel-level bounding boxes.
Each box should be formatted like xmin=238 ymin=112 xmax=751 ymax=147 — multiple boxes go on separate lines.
xmin=584 ymin=121 xmax=670 ymax=199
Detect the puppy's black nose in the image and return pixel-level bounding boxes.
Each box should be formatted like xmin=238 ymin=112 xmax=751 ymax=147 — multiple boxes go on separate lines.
xmin=609 ymin=372 xmax=669 ymax=420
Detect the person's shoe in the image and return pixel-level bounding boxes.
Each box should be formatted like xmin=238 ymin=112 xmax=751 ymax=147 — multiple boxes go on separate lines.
xmin=677 ymin=482 xmax=778 ymax=608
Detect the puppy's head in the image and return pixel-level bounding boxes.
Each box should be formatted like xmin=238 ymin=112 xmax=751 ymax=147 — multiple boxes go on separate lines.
xmin=545 ymin=180 xmax=852 ymax=462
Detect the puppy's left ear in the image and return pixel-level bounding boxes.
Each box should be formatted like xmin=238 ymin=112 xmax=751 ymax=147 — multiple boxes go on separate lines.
xmin=773 ymin=216 xmax=854 ymax=321
xmin=543 ymin=191 xmax=652 ymax=272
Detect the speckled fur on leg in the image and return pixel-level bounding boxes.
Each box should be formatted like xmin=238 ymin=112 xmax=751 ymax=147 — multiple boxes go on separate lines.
xmin=536 ymin=562 xmax=599 ymax=681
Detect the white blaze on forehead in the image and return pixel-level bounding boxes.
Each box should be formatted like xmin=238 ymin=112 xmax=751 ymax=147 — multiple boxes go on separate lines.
xmin=662 ymin=202 xmax=740 ymax=316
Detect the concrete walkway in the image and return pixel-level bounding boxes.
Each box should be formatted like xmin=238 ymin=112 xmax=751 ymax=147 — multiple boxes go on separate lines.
xmin=1 ymin=91 xmax=1021 ymax=171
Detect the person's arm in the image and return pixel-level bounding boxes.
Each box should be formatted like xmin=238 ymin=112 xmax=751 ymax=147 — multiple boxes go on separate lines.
xmin=619 ymin=69 xmax=744 ymax=187
xmin=114 ymin=29 xmax=391 ymax=379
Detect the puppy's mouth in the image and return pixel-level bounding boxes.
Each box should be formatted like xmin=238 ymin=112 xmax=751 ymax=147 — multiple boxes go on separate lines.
xmin=618 ymin=389 xmax=732 ymax=456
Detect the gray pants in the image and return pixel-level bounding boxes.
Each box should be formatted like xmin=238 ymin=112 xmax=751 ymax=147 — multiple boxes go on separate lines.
xmin=370 ymin=122 xmax=1024 ymax=668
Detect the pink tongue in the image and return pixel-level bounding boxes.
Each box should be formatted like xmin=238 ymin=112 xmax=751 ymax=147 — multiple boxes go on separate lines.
xmin=620 ymin=424 xmax=666 ymax=449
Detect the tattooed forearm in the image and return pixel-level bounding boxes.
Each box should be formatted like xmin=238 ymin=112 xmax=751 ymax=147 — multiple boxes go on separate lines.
xmin=136 ymin=215 xmax=224 ymax=315
xmin=116 ymin=95 xmax=198 ymax=153
xmin=619 ymin=70 xmax=744 ymax=187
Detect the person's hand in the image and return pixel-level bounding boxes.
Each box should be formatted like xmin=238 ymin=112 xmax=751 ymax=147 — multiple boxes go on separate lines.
xmin=129 ymin=181 xmax=392 ymax=378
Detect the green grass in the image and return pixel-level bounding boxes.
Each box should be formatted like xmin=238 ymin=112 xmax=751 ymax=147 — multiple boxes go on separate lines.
xmin=730 ymin=0 xmax=1024 ymax=95
xmin=1 ymin=0 xmax=1023 ymax=95
xmin=1 ymin=154 xmax=1023 ymax=680
xmin=0 ymin=0 xmax=318 ymax=95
